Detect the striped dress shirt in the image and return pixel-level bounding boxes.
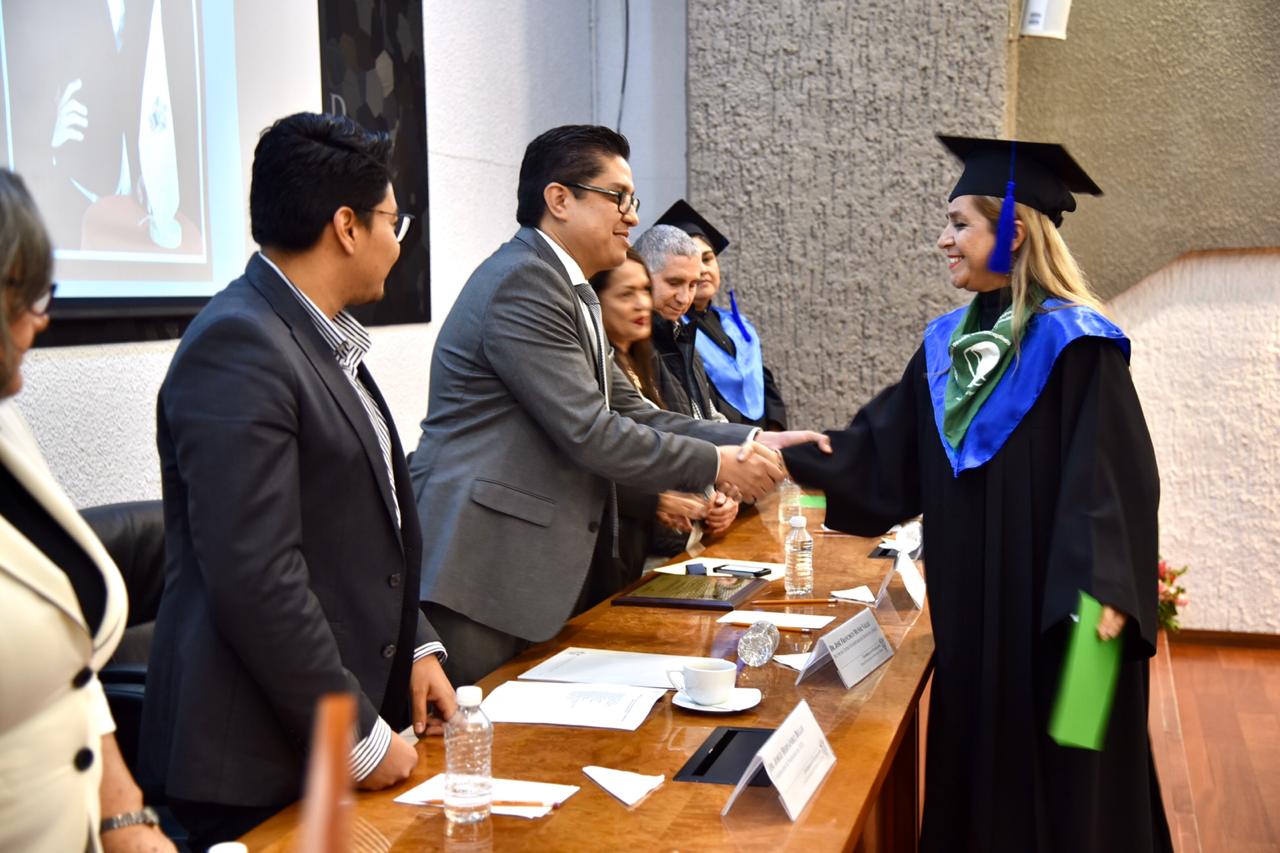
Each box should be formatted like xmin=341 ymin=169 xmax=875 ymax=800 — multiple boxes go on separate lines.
xmin=258 ymin=253 xmax=444 ymax=780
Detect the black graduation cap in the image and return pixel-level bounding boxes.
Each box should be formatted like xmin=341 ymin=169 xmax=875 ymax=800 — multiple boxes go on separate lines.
xmin=938 ymin=135 xmax=1102 ymax=229
xmin=654 ymin=199 xmax=730 ymax=255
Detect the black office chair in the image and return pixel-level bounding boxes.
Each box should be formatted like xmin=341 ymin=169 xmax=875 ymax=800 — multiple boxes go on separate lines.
xmin=81 ymin=500 xmax=165 ymax=773
xmin=82 ymin=500 xmax=189 ymax=842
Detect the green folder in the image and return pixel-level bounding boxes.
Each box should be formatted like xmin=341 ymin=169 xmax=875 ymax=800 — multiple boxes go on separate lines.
xmin=1049 ymin=590 xmax=1122 ymax=751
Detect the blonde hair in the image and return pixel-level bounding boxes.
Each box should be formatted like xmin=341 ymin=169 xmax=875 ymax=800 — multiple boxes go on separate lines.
xmin=971 ymin=195 xmax=1105 ymax=345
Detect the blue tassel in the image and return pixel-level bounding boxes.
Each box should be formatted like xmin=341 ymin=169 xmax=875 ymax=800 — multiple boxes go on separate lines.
xmin=988 ymin=181 xmax=1017 ymax=274
xmin=727 ymin=289 xmax=752 ymax=342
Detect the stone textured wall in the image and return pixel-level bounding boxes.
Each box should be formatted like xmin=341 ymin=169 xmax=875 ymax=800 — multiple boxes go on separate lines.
xmin=1016 ymin=0 xmax=1280 ymax=299
xmin=1108 ymin=251 xmax=1280 ymax=634
xmin=686 ymin=0 xmax=1015 ymax=426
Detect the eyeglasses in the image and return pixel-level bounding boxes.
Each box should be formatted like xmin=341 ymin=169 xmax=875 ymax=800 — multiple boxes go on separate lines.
xmin=565 ymin=182 xmax=640 ymax=215
xmin=30 ymin=283 xmax=56 ymax=316
xmin=362 ymin=209 xmax=416 ymax=243
xmin=5 ymin=282 xmax=56 ymax=317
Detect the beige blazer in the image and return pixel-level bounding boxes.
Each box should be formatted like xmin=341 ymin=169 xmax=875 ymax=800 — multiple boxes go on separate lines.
xmin=0 ymin=400 xmax=128 ymax=853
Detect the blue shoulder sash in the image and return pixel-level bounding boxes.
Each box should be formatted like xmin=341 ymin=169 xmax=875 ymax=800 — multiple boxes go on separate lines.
xmin=691 ymin=307 xmax=765 ymax=420
xmin=923 ymin=299 xmax=1130 ymax=476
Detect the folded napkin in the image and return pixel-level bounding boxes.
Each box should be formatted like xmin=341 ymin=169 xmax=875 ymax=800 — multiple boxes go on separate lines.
xmin=773 ymin=652 xmax=813 ymax=670
xmin=831 ymin=585 xmax=875 ymax=604
xmin=583 ymin=765 xmax=664 ymax=807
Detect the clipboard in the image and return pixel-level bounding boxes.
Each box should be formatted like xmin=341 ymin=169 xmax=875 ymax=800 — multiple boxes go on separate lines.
xmin=612 ymin=573 xmax=768 ymax=611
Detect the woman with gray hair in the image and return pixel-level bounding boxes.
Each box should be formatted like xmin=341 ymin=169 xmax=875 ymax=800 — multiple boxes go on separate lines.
xmin=0 ymin=170 xmax=175 ymax=852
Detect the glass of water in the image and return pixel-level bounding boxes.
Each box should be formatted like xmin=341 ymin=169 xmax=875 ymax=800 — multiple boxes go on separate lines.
xmin=737 ymin=620 xmax=781 ymax=667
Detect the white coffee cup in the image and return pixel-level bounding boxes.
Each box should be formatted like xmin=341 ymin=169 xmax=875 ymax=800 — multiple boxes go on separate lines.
xmin=667 ymin=659 xmax=737 ymax=706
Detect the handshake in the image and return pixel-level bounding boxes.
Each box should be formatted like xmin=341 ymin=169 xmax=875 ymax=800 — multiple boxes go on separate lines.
xmin=714 ymin=430 xmax=832 ymax=503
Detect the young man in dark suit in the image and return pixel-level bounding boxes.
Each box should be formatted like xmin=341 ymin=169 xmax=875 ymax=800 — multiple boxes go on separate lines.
xmin=141 ymin=112 xmax=454 ymax=850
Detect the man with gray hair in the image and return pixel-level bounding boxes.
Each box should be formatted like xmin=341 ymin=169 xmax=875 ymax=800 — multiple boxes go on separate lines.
xmin=635 ymin=224 xmax=725 ymax=421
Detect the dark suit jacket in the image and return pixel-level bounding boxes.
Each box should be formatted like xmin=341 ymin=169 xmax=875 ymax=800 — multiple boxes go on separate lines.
xmin=650 ymin=315 xmax=724 ymax=421
xmin=410 ymin=228 xmax=753 ymax=642
xmin=140 ymin=255 xmax=438 ymax=807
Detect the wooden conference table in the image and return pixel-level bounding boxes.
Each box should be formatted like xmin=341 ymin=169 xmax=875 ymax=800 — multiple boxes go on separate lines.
xmin=241 ymin=495 xmax=934 ymax=852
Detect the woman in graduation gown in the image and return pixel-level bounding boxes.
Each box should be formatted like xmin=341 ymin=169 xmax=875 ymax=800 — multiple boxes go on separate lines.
xmin=0 ymin=171 xmax=175 ymax=851
xmin=655 ymin=200 xmax=789 ymax=431
xmin=782 ymin=137 xmax=1172 ymax=852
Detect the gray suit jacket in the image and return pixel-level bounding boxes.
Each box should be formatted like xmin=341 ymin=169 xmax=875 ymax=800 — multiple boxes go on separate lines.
xmin=142 ymin=255 xmax=439 ymax=807
xmin=411 ymin=228 xmax=752 ymax=641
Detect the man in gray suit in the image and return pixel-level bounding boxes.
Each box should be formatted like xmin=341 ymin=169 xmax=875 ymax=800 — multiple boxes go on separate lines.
xmin=410 ymin=126 xmax=822 ymax=685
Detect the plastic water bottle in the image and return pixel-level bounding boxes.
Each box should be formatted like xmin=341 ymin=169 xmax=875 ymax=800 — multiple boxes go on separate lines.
xmin=784 ymin=515 xmax=814 ymax=595
xmin=737 ymin=620 xmax=781 ymax=666
xmin=777 ymin=477 xmax=803 ymax=525
xmin=444 ymin=686 xmax=492 ymax=824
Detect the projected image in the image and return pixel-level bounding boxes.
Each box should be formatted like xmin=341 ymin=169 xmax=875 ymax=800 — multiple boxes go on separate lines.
xmin=0 ymin=0 xmax=216 ymax=290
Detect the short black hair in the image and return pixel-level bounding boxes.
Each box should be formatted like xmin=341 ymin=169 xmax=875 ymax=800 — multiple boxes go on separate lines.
xmin=250 ymin=112 xmax=393 ymax=251
xmin=515 ymin=125 xmax=631 ymax=227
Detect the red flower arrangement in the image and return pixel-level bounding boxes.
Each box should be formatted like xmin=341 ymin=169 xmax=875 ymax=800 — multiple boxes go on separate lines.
xmin=1157 ymin=557 xmax=1190 ymax=632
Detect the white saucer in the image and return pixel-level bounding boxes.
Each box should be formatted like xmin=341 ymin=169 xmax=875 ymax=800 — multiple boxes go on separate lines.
xmin=671 ymin=687 xmax=761 ymax=713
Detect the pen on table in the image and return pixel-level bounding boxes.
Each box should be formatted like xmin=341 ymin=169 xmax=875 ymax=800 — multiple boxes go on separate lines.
xmin=422 ymin=799 xmax=559 ymax=809
xmin=750 ymin=598 xmax=844 ymax=606
xmin=723 ymin=621 xmax=812 ymax=633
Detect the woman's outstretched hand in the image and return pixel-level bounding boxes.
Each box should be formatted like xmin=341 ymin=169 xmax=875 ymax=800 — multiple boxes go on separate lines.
xmin=755 ymin=430 xmax=833 ymax=455
xmin=1096 ymin=604 xmax=1127 ymax=641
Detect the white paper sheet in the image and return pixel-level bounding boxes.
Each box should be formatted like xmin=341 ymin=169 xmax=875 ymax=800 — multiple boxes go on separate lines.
xmin=652 ymin=558 xmax=786 ymax=582
xmin=582 ymin=765 xmax=664 ymax=806
xmin=481 ymin=680 xmax=665 ymax=731
xmin=716 ymin=610 xmax=836 ymax=630
xmin=519 ymin=647 xmax=725 ymax=689
xmin=395 ymin=773 xmax=579 ymax=819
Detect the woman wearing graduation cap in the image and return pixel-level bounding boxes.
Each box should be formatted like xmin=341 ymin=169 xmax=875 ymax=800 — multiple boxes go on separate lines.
xmin=783 ymin=136 xmax=1172 ymax=851
xmin=655 ymin=200 xmax=789 ymax=431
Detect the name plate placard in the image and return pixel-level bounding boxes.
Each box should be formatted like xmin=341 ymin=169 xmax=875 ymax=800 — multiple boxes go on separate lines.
xmin=795 ymin=608 xmax=894 ymax=688
xmin=721 ymin=700 xmax=835 ymax=821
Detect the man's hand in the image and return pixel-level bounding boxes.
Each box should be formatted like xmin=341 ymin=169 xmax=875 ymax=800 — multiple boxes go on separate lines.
xmin=1096 ymin=605 xmax=1127 ymax=641
xmin=98 ymin=734 xmax=176 ymax=852
xmin=704 ymin=492 xmax=738 ymax=536
xmin=411 ymin=654 xmax=457 ymax=736
xmin=358 ymin=731 xmax=418 ymax=791
xmin=716 ymin=441 xmax=785 ymax=502
xmin=51 ymin=79 xmax=87 ymax=149
xmin=655 ymin=491 xmax=708 ymax=533
xmin=755 ymin=430 xmax=833 ymax=455
xmin=102 ymin=825 xmax=176 ymax=853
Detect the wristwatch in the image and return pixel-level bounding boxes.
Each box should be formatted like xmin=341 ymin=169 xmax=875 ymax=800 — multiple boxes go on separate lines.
xmin=100 ymin=805 xmax=161 ymax=833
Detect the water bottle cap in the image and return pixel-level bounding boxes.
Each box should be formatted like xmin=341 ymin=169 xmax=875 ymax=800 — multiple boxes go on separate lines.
xmin=789 ymin=515 xmax=807 ymax=528
xmin=456 ymin=685 xmax=483 ymax=707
